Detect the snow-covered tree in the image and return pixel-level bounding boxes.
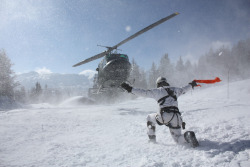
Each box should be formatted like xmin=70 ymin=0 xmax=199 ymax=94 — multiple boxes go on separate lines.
xmin=129 ymin=59 xmax=141 ymax=87
xmin=183 ymin=59 xmax=195 ymax=83
xmin=196 ymin=54 xmax=209 ymax=79
xmin=0 ymin=50 xmax=18 ymax=99
xmin=138 ymin=68 xmax=148 ymax=89
xmin=35 ymin=82 xmax=42 ymax=95
xmin=176 ymin=56 xmax=185 ymax=72
xmin=128 ymin=59 xmax=148 ymax=88
xmin=172 ymin=56 xmax=186 ymax=86
xmin=232 ymin=39 xmax=250 ymax=79
xmin=158 ymin=54 xmax=174 ymax=81
xmin=29 ymin=82 xmax=43 ymax=103
xmin=148 ymin=62 xmax=159 ymax=88
xmin=14 ymin=86 xmax=27 ymax=103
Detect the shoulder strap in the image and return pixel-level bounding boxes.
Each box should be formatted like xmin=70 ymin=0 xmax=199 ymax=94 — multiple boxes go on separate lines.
xmin=165 ymin=88 xmax=177 ymax=101
xmin=157 ymin=95 xmax=170 ymax=105
xmin=157 ymin=88 xmax=177 ymax=105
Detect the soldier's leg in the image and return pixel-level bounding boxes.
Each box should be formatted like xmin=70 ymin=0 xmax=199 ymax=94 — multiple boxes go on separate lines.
xmin=169 ymin=128 xmax=186 ymax=144
xmin=167 ymin=113 xmax=199 ymax=147
xmin=166 ymin=113 xmax=186 ymax=144
xmin=169 ymin=128 xmax=199 ymax=147
xmin=146 ymin=113 xmax=158 ymax=142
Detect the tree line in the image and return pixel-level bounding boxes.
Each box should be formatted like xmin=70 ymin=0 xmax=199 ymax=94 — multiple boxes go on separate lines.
xmin=129 ymin=38 xmax=250 ymax=88
xmin=14 ymin=82 xmax=69 ymax=104
xmin=0 ymin=51 xmax=73 ymax=107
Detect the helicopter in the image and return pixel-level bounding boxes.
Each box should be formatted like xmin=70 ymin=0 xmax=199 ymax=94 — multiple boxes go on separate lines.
xmin=73 ymin=12 xmax=179 ymax=101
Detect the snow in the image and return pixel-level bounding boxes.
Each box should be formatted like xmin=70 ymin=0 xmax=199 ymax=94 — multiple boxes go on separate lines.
xmin=0 ymin=79 xmax=250 ymax=167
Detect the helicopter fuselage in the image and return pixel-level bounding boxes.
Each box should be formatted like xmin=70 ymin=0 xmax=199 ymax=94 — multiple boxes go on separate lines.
xmin=96 ymin=53 xmax=131 ymax=88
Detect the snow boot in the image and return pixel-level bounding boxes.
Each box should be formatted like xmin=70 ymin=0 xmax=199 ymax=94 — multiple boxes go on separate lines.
xmin=184 ymin=131 xmax=199 ymax=148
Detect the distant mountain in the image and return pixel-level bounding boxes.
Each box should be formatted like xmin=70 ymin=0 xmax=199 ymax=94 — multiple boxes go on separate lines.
xmin=16 ymin=72 xmax=93 ymax=90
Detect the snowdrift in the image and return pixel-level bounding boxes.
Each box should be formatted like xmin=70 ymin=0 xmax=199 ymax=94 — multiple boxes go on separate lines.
xmin=0 ymin=79 xmax=250 ymax=167
xmin=59 ymin=96 xmax=96 ymax=107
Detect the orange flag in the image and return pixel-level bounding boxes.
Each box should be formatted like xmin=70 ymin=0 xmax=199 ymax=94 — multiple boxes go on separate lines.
xmin=194 ymin=77 xmax=222 ymax=87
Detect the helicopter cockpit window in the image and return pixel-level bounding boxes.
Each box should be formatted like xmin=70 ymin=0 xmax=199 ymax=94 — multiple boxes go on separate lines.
xmin=119 ymin=54 xmax=129 ymax=60
xmin=106 ymin=54 xmax=128 ymax=62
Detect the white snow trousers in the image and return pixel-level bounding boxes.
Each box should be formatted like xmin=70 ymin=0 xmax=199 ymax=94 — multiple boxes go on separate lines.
xmin=147 ymin=112 xmax=186 ymax=144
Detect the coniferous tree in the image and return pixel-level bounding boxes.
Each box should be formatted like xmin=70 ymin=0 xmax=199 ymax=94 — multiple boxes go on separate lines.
xmin=129 ymin=59 xmax=141 ymax=87
xmin=184 ymin=60 xmax=192 ymax=73
xmin=158 ymin=54 xmax=174 ymax=80
xmin=148 ymin=62 xmax=159 ymax=88
xmin=197 ymin=55 xmax=208 ymax=79
xmin=184 ymin=59 xmax=195 ymax=82
xmin=0 ymin=50 xmax=18 ymax=99
xmin=145 ymin=38 xmax=250 ymax=87
xmin=30 ymin=82 xmax=42 ymax=103
xmin=35 ymin=82 xmax=42 ymax=95
xmin=233 ymin=39 xmax=250 ymax=79
xmin=14 ymin=86 xmax=27 ymax=103
xmin=174 ymin=56 xmax=186 ymax=86
xmin=138 ymin=68 xmax=148 ymax=89
xmin=176 ymin=56 xmax=185 ymax=72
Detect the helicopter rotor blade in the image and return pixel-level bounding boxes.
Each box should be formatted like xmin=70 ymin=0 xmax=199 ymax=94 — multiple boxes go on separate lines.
xmin=113 ymin=12 xmax=179 ymax=49
xmin=72 ymin=51 xmax=108 ymax=67
xmin=73 ymin=12 xmax=179 ymax=67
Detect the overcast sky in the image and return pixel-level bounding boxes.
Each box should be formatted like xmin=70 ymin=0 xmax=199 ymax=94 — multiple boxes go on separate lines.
xmin=0 ymin=0 xmax=250 ymax=75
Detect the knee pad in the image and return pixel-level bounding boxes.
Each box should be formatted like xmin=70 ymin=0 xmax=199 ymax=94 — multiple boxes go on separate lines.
xmin=147 ymin=121 xmax=155 ymax=132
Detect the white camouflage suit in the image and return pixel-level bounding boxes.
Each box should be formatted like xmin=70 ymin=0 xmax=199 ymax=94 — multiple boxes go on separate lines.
xmin=132 ymin=84 xmax=192 ymax=144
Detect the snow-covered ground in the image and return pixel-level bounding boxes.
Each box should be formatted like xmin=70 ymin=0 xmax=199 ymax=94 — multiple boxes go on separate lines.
xmin=1 ymin=80 xmax=250 ymax=167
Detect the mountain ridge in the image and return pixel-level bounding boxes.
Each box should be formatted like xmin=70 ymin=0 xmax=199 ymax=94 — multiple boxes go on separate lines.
xmin=16 ymin=71 xmax=93 ymax=90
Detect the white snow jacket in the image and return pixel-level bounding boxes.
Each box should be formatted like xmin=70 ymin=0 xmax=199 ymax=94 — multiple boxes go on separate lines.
xmin=132 ymin=84 xmax=192 ymax=109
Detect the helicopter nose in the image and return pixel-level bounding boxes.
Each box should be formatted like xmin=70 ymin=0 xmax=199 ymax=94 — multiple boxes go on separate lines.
xmin=104 ymin=59 xmax=131 ymax=77
xmin=109 ymin=59 xmax=130 ymax=71
xmin=101 ymin=59 xmax=131 ymax=88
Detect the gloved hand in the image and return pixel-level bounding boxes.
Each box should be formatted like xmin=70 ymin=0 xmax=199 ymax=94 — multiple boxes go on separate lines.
xmin=189 ymin=80 xmax=197 ymax=88
xmin=121 ymin=82 xmax=132 ymax=93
